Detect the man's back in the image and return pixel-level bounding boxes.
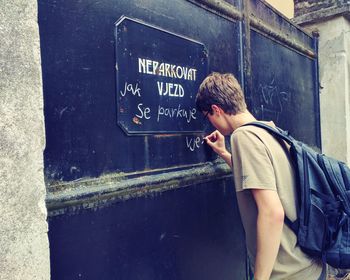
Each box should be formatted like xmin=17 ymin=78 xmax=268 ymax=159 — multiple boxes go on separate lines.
xmin=230 ymin=122 xmax=322 ymax=280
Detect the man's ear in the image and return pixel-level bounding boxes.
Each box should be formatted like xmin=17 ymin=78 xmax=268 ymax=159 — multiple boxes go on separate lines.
xmin=211 ymin=104 xmax=222 ymax=115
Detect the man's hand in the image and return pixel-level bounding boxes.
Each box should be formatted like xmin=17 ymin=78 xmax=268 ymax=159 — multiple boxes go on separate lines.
xmin=204 ymin=130 xmax=232 ymax=168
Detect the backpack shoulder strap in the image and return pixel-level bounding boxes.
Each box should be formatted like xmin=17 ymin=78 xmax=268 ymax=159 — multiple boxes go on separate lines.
xmin=242 ymin=122 xmax=299 ymax=234
xmin=241 ymin=122 xmax=294 ymax=145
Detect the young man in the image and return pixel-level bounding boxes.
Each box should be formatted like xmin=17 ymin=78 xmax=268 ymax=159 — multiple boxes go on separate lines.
xmin=195 ymin=72 xmax=323 ymax=280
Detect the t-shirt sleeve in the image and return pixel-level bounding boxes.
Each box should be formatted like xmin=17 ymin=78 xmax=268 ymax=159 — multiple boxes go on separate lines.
xmin=230 ymin=129 xmax=276 ymax=192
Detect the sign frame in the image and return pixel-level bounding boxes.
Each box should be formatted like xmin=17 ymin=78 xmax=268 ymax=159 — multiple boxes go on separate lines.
xmin=115 ymin=16 xmax=209 ymax=136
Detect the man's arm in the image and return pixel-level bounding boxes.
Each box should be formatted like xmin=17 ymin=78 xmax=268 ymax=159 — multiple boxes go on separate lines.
xmin=204 ymin=130 xmax=232 ymax=168
xmin=251 ymin=189 xmax=284 ymax=280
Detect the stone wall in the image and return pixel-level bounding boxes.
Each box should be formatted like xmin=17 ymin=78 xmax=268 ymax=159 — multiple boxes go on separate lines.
xmin=0 ymin=1 xmax=50 ymax=279
xmin=295 ymin=0 xmax=349 ymax=17
xmin=294 ymin=0 xmax=350 ymax=25
xmin=315 ymin=17 xmax=350 ymax=163
xmin=294 ymin=1 xmax=350 ymax=164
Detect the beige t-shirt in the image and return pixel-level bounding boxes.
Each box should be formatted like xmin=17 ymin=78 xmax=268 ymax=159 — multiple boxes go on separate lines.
xmin=230 ymin=122 xmax=322 ymax=280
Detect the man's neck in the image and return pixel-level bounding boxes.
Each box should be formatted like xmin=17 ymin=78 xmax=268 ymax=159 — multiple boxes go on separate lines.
xmin=227 ymin=110 xmax=257 ymax=132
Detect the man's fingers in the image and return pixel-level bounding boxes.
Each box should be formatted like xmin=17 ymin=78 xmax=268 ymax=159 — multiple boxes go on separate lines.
xmin=206 ymin=131 xmax=218 ymax=141
xmin=205 ymin=138 xmax=215 ymax=148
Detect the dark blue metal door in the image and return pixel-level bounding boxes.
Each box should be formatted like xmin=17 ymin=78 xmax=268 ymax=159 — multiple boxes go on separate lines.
xmin=38 ymin=0 xmax=319 ymax=279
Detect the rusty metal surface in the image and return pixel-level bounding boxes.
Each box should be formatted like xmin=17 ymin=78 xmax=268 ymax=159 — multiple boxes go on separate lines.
xmin=249 ymin=15 xmax=316 ymax=58
xmin=186 ymin=0 xmax=242 ymax=21
xmin=47 ymin=161 xmax=231 ymax=216
xmin=188 ymin=0 xmax=316 ymax=58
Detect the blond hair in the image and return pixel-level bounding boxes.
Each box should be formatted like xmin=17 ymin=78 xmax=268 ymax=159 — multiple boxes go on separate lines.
xmin=195 ymin=72 xmax=247 ymax=115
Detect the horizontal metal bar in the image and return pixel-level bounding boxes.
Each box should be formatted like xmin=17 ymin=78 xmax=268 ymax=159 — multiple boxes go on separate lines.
xmin=186 ymin=0 xmax=242 ymax=21
xmin=186 ymin=0 xmax=316 ymax=59
xmin=46 ymin=161 xmax=232 ymax=216
xmin=249 ymin=15 xmax=317 ymax=59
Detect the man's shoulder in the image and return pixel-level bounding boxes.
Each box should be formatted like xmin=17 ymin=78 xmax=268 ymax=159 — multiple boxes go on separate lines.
xmin=231 ymin=121 xmax=275 ymax=142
